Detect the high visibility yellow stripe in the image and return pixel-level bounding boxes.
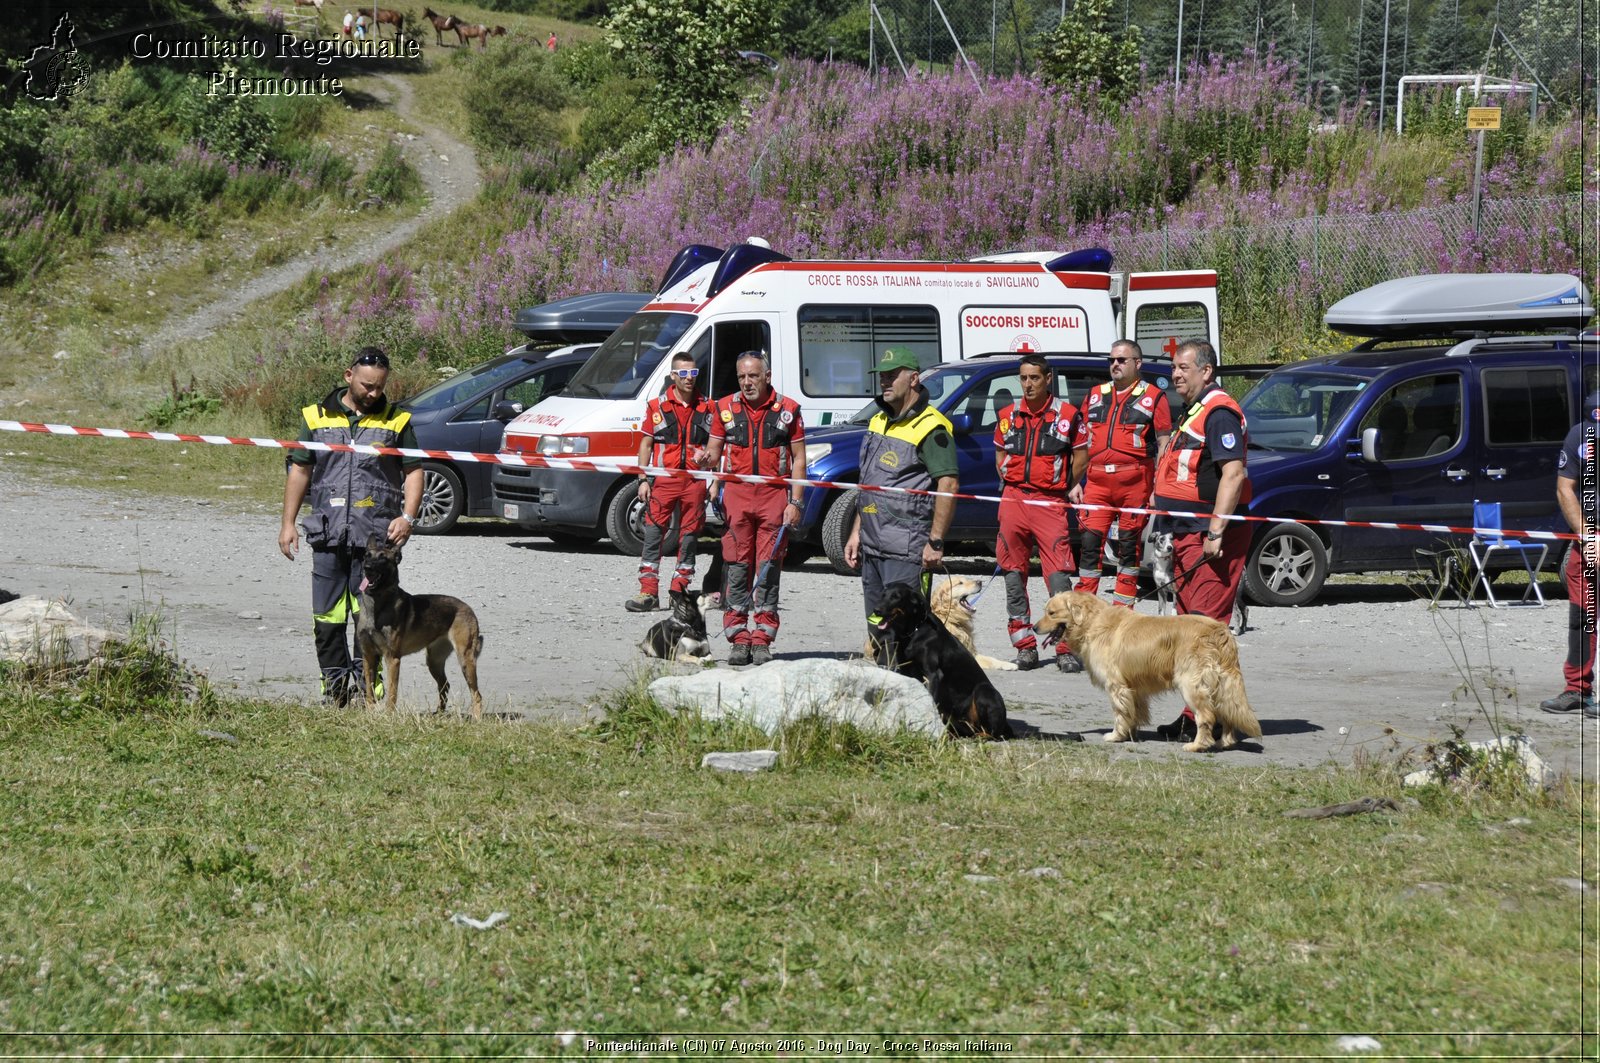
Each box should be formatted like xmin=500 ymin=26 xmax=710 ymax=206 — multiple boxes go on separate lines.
xmin=868 ymin=407 xmax=951 ymax=447
xmin=313 ymin=591 xmax=361 ymax=625
xmin=301 ymin=403 xmax=412 ymax=434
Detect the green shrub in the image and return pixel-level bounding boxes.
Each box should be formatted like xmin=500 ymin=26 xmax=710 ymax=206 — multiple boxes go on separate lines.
xmin=460 ymin=41 xmax=569 ymax=157
xmin=364 ymin=141 xmax=423 ymax=204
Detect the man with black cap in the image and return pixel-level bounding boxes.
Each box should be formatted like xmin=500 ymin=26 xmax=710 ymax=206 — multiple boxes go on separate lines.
xmin=845 ymin=346 xmax=959 ymax=664
xmin=1540 ymin=391 xmax=1600 ymax=718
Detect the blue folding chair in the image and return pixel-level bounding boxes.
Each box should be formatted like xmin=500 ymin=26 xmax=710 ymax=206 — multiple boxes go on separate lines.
xmin=1467 ymin=500 xmax=1548 ymax=607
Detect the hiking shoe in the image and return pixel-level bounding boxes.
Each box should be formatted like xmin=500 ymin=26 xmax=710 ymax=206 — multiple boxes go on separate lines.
xmin=1056 ymin=651 xmax=1084 ymax=674
xmin=750 ymin=645 xmax=773 ymax=666
xmin=728 ymin=643 xmax=752 ymax=666
xmin=1013 ymin=648 xmax=1040 ymax=670
xmin=1155 ymin=711 xmax=1198 ymax=742
xmin=1540 ymin=689 xmax=1586 ymax=714
xmin=624 ymin=594 xmax=658 ymax=613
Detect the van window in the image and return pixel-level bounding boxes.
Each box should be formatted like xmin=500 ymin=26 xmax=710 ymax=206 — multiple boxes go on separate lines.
xmin=689 ymin=320 xmax=771 ymax=402
xmin=1240 ymin=370 xmax=1368 ymax=451
xmin=1357 ymin=373 xmax=1463 ymax=461
xmin=1483 ymin=367 xmax=1569 ymax=446
xmin=798 ymin=305 xmax=939 ymax=398
xmin=1133 ymin=302 xmax=1210 ymax=360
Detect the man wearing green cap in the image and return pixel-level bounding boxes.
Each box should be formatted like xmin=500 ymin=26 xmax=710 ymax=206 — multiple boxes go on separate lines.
xmin=845 ymin=346 xmax=959 ymax=664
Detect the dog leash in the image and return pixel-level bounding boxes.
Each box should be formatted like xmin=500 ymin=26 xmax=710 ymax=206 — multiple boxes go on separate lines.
xmin=961 ymin=563 xmax=1006 ymax=612
xmin=1133 ymin=552 xmax=1207 ymax=605
xmin=755 ymin=525 xmax=788 ymax=587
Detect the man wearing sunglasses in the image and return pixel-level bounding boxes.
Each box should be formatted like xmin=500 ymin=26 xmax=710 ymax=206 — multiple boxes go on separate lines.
xmin=1069 ymin=339 xmax=1172 ymax=607
xmin=701 ymin=351 xmax=806 ymax=666
xmin=278 ymin=346 xmax=423 ymax=705
xmin=627 ymin=352 xmax=715 ymax=612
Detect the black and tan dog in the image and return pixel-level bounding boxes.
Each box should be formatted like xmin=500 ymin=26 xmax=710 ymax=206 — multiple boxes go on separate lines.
xmin=874 ymin=582 xmax=1012 ymax=739
xmin=639 ymin=589 xmax=711 ymax=661
xmin=355 ymin=535 xmax=484 ymax=719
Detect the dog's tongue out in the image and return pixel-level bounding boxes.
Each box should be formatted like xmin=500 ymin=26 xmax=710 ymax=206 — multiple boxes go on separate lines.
xmin=359 ymin=577 xmax=369 ymax=593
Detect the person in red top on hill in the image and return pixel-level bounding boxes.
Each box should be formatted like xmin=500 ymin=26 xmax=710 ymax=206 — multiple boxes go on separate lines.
xmin=1149 ymin=339 xmax=1251 ymax=742
xmin=1069 ymin=339 xmax=1172 ymax=607
xmin=626 ymin=351 xmax=715 ymax=612
xmin=993 ymin=353 xmax=1082 ymax=672
xmin=700 ymin=352 xmax=806 ymax=666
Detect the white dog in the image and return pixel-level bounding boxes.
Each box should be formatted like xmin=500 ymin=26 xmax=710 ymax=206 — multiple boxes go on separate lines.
xmin=1145 ymin=529 xmax=1249 ymax=636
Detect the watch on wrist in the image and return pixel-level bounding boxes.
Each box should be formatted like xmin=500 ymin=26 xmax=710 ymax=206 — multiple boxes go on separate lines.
xmin=928 ymin=537 xmax=945 ymax=550
xmin=400 ymin=513 xmax=415 ymax=526
xmin=1205 ymin=530 xmax=1223 ymax=540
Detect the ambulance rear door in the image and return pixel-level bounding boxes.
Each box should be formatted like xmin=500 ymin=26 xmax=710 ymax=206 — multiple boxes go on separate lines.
xmin=1122 ymin=270 xmax=1222 ymax=362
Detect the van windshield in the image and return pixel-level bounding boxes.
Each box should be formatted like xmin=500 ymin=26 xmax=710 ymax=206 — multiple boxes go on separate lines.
xmin=563 ymin=312 xmax=695 ymax=400
xmin=1241 ymin=370 xmax=1368 ymax=451
xmin=846 ymin=362 xmax=984 ymax=424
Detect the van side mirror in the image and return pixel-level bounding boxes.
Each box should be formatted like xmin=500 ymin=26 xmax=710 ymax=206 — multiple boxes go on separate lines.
xmin=1360 ymin=426 xmax=1380 ymax=463
xmin=948 ymin=413 xmax=974 ymax=435
xmin=493 ymin=401 xmax=524 ymax=422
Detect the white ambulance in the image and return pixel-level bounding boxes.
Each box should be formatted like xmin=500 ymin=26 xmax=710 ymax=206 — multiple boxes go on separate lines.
xmin=490 ymin=241 xmax=1222 ymax=554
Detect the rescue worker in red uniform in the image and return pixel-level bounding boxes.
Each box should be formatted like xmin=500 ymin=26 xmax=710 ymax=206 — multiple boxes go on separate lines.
xmin=701 ymin=352 xmax=807 ymax=666
xmin=1150 ymin=339 xmax=1251 ymax=741
xmin=993 ymin=353 xmax=1083 ymax=672
xmin=1539 ymin=392 xmax=1600 ymax=718
xmin=627 ymin=351 xmax=715 ymax=611
xmin=1069 ymin=339 xmax=1172 ymax=606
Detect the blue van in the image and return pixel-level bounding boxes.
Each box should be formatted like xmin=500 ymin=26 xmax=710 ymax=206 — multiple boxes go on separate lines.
xmin=1237 ymin=273 xmax=1596 ymax=606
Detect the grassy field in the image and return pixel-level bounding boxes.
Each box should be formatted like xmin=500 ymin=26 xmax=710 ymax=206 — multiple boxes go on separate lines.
xmin=0 ymin=635 xmax=1592 ymax=1055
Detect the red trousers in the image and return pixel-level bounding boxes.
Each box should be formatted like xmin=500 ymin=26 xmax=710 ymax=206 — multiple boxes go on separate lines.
xmin=1171 ymin=521 xmax=1249 ymax=623
xmin=1074 ymin=461 xmax=1154 ymax=605
xmin=1563 ymin=547 xmax=1596 ymax=694
xmin=997 ymin=487 xmax=1075 ymax=653
xmin=637 ymin=477 xmax=708 ymax=596
xmin=721 ymin=482 xmax=787 ymax=646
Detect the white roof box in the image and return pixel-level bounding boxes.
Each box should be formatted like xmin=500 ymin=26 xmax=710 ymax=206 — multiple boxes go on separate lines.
xmin=1325 ymin=273 xmax=1594 ymax=338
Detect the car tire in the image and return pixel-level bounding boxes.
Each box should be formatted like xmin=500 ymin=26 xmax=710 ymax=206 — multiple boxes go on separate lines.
xmin=604 ymin=481 xmax=682 ymax=557
xmin=415 ymin=462 xmax=464 ymax=535
xmin=821 ymin=490 xmax=862 ymax=576
xmin=1243 ymin=521 xmax=1328 ymax=607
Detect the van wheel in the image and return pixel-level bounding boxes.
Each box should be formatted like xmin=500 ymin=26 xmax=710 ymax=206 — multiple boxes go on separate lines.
xmin=821 ymin=490 xmax=862 ymax=576
xmin=604 ymin=481 xmax=680 ymax=557
xmin=1244 ymin=522 xmax=1328 ymax=607
xmin=415 ymin=462 xmax=464 ymax=535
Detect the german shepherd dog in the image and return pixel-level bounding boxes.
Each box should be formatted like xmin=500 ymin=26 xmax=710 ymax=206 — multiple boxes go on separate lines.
xmin=639 ymin=589 xmax=711 ymax=661
xmin=874 ymin=582 xmax=1012 ymax=739
xmin=355 ymin=535 xmax=484 ymax=718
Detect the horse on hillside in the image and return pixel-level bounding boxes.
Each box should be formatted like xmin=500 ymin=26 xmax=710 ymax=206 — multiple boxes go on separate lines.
xmin=422 ymin=7 xmax=458 ymax=46
xmin=371 ymin=7 xmax=404 ymax=39
xmin=453 ymin=21 xmax=489 ymax=49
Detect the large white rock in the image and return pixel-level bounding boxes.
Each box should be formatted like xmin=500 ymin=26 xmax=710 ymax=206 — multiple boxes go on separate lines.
xmin=648 ymin=658 xmax=945 ymax=738
xmin=1401 ymin=733 xmax=1556 ymax=791
xmin=0 ymin=597 xmax=120 ymax=665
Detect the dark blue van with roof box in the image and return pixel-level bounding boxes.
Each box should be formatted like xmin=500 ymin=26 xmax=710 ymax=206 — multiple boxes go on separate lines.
xmin=1237 ymin=273 xmax=1596 ymax=606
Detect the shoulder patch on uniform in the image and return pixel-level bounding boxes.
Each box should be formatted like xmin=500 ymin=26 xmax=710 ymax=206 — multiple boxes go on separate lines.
xmin=652 ymin=411 xmax=664 ymax=424
xmin=1087 ymin=391 xmax=1102 ymax=406
xmin=929 ymin=428 xmax=950 ymax=447
xmin=1558 ymin=449 xmax=1570 ymax=468
xmin=780 ymin=409 xmax=793 ymax=426
xmin=1139 ymin=396 xmax=1154 ymax=408
xmin=998 ymin=418 xmax=1010 ymax=434
xmin=720 ymin=409 xmax=733 ymax=423
xmin=1221 ymin=432 xmax=1237 ymax=449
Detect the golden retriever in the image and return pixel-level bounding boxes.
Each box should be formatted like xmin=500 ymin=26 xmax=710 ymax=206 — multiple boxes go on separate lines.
xmin=862 ymin=577 xmax=1018 ymax=671
xmin=1033 ymin=591 xmax=1260 ymax=752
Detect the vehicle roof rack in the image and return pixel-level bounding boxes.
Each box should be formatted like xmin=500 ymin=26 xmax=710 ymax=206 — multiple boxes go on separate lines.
xmin=1325 ymin=273 xmax=1593 ymax=339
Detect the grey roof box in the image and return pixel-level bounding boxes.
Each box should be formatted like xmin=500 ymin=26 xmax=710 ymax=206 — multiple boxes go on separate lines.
xmin=1324 ymin=273 xmax=1594 ymax=339
xmin=512 ymin=291 xmax=652 ymax=342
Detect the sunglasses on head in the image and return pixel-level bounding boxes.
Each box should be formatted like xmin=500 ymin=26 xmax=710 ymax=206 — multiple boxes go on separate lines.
xmin=353 ymin=351 xmax=390 ymax=369
xmin=671 ymin=367 xmax=700 ymax=380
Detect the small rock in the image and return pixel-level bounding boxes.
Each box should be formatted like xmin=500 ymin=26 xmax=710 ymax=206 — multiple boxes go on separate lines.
xmin=962 ymin=874 xmax=998 ymax=883
xmin=438 ymin=154 xmax=450 ymax=163
xmin=1401 ymin=882 xmax=1448 ymax=899
xmin=53 ymin=350 xmax=69 ymax=361
xmin=1337 ymin=726 xmax=1349 ymax=735
xmin=1020 ymin=867 xmax=1059 ymax=878
xmin=1553 ymin=877 xmax=1592 ymax=894
xmin=701 ymin=750 xmax=778 ymax=773
xmin=1506 ymin=817 xmax=1532 ymax=827
xmin=1336 ymin=1035 xmax=1382 ymax=1053
xmin=237 ymin=611 xmax=263 ymax=620
xmin=198 ymin=730 xmax=239 ymax=745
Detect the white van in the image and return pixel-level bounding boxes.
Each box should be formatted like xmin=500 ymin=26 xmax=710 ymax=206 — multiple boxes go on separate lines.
xmin=491 ymin=242 xmax=1222 ymax=553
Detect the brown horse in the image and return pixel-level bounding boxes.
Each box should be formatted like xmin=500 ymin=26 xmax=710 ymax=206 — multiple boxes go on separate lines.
xmin=453 ymin=21 xmax=489 ymax=49
xmin=490 ymin=25 xmax=507 ymax=36
xmin=371 ymin=7 xmax=404 ymax=39
xmin=421 ymin=6 xmax=457 ymax=45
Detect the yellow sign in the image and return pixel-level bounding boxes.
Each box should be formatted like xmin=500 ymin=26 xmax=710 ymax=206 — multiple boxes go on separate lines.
xmin=1466 ymin=107 xmax=1502 ymax=130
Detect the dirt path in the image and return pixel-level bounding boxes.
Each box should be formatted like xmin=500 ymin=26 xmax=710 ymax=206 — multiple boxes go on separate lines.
xmin=137 ymin=73 xmax=481 ymax=354
xmin=1 ymin=470 xmax=1589 ymax=782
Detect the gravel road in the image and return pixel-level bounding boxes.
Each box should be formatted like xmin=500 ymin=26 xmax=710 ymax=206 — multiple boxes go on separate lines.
xmin=3 ymin=467 xmax=1590 ymax=781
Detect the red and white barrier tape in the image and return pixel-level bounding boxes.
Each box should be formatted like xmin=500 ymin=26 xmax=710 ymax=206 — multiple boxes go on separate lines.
xmin=0 ymin=419 xmax=1579 ymax=544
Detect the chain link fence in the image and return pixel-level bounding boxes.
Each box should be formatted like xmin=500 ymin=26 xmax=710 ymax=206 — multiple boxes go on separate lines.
xmin=1110 ymin=192 xmax=1595 ymax=345
xmin=866 ymin=0 xmax=1595 ymax=117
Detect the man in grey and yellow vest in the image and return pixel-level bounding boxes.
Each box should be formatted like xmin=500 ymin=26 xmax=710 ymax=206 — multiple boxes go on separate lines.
xmin=278 ymin=347 xmax=423 ymax=705
xmin=845 ymin=346 xmax=959 ymax=665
